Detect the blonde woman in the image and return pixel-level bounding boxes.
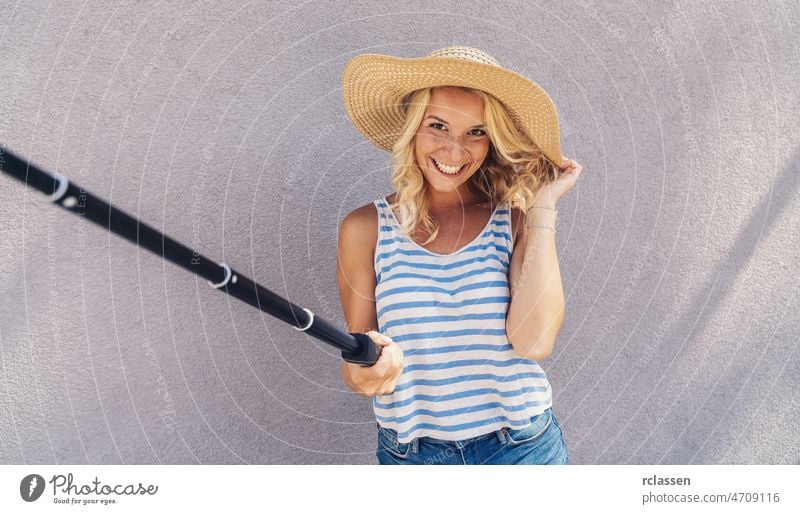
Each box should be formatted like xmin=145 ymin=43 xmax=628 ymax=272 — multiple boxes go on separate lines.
xmin=337 ymin=47 xmax=584 ymax=464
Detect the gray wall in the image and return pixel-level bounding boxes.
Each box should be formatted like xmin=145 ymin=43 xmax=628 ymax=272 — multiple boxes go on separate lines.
xmin=1 ymin=0 xmax=797 ymax=464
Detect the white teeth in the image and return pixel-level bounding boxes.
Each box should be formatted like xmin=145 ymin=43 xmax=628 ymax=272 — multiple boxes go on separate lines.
xmin=433 ymin=158 xmax=464 ymax=174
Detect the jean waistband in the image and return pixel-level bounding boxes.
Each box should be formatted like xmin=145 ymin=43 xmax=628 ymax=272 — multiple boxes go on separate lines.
xmin=377 ymin=422 xmax=507 ymax=447
xmin=376 ymin=408 xmax=553 ymax=448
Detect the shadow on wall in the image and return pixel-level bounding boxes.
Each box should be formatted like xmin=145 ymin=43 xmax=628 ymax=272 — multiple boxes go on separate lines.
xmin=641 ymin=144 xmax=800 ymax=464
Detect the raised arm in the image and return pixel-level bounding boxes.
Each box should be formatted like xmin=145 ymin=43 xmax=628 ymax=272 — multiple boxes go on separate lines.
xmin=505 ymin=206 xmax=565 ymax=360
xmin=505 ymin=156 xmax=584 ymax=360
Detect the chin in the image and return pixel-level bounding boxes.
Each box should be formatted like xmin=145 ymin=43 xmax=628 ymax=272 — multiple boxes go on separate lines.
xmin=425 ymin=172 xmax=465 ymax=192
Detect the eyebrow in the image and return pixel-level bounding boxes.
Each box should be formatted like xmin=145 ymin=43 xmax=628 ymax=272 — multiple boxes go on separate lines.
xmin=424 ymin=115 xmax=486 ymax=129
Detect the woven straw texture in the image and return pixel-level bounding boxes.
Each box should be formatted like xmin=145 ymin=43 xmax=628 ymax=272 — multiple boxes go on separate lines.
xmin=342 ymin=46 xmax=562 ymax=167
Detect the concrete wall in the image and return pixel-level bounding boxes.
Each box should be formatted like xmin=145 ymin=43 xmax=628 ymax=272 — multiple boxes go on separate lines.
xmin=0 ymin=0 xmax=797 ymax=464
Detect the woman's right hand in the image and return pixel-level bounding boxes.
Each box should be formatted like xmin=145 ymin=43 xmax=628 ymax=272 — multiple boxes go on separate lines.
xmin=341 ymin=331 xmax=404 ymax=397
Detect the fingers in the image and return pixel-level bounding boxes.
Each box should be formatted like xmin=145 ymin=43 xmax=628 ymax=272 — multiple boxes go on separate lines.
xmin=366 ymin=330 xmax=393 ymax=347
xmin=559 ymin=160 xmax=575 ymax=170
xmin=376 ymin=342 xmax=403 ymax=393
xmin=370 ymin=339 xmax=399 ymax=374
xmin=560 ymin=155 xmax=582 ymax=172
xmin=359 ymin=331 xmax=404 ymax=395
xmin=388 ymin=343 xmax=403 ymax=371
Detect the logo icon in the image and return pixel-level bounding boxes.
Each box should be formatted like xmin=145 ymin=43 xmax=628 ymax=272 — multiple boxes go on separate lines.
xmin=20 ymin=474 xmax=45 ymax=502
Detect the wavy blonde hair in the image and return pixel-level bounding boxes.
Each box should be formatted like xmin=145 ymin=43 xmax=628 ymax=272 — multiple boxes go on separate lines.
xmin=388 ymin=86 xmax=558 ymax=245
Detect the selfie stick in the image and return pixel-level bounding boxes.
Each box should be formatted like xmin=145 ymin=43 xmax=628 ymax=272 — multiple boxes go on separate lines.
xmin=0 ymin=147 xmax=380 ymax=365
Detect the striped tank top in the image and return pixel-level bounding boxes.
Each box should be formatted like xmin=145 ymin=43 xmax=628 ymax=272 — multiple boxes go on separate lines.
xmin=372 ymin=195 xmax=553 ymax=443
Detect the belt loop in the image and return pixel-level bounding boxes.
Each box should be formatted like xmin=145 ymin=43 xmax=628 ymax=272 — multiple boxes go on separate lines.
xmin=495 ymin=427 xmax=508 ymax=445
xmin=411 ymin=437 xmax=419 ymax=454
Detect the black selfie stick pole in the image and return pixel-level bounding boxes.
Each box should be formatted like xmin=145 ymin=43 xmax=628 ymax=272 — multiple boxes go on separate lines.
xmin=0 ymin=146 xmax=380 ymax=365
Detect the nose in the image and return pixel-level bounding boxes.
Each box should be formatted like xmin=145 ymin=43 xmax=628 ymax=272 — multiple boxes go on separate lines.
xmin=441 ymin=135 xmax=470 ymax=162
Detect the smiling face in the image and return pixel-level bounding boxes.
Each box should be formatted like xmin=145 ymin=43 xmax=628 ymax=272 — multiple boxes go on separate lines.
xmin=413 ymin=86 xmax=491 ymax=204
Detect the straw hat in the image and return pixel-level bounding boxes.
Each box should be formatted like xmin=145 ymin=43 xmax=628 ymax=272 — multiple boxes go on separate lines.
xmin=341 ymin=45 xmax=563 ymax=167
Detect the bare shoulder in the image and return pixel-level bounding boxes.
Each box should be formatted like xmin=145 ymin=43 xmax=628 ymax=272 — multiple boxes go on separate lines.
xmin=342 ymin=200 xmax=378 ymax=229
xmin=339 ymin=200 xmax=379 ymax=251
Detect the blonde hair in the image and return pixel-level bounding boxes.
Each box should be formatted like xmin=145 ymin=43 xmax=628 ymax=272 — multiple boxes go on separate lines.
xmin=388 ymin=86 xmax=558 ymax=245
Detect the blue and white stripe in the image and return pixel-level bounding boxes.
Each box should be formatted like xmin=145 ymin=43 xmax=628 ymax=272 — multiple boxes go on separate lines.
xmin=372 ymin=195 xmax=553 ymax=443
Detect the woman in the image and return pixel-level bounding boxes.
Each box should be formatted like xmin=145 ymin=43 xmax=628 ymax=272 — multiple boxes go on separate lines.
xmin=337 ymin=46 xmax=584 ymax=464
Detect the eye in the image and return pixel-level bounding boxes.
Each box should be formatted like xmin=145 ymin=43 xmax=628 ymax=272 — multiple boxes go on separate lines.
xmin=469 ymin=129 xmax=487 ymax=136
xmin=428 ymin=122 xmax=446 ymax=130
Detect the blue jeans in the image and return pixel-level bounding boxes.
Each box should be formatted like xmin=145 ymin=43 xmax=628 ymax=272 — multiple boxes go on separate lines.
xmin=376 ymin=408 xmax=570 ymax=465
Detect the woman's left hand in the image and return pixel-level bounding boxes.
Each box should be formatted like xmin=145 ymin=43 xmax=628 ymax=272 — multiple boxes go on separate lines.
xmin=530 ymin=155 xmax=584 ymax=208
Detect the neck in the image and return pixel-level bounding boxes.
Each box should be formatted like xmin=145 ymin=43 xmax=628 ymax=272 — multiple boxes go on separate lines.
xmin=426 ymin=184 xmax=485 ymax=212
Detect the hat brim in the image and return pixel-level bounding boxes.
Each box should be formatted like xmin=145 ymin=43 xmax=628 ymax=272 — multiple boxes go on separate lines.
xmin=342 ymin=53 xmax=563 ymax=168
